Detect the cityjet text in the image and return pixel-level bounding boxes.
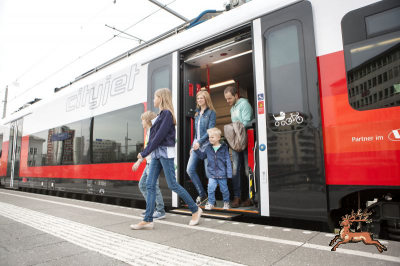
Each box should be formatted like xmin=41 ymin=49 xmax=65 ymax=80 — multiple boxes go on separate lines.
xmin=66 ymin=64 xmax=140 ymax=112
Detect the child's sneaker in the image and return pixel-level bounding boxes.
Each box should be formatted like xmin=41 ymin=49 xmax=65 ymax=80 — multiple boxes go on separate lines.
xmin=223 ymin=202 xmax=230 ymax=210
xmin=196 ymin=195 xmax=208 ymax=206
xmin=152 ymin=211 xmax=166 ymax=220
xmin=205 ymin=202 xmax=215 ymax=210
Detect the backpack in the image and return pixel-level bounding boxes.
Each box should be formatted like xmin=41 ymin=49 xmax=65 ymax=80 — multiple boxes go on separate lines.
xmin=224 ymin=122 xmax=247 ymax=152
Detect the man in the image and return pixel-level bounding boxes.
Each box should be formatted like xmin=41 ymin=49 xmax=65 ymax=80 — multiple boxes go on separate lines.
xmin=224 ymin=86 xmax=254 ymax=208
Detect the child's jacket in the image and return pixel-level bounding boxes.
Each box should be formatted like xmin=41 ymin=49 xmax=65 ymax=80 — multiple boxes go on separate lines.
xmin=194 ymin=143 xmax=232 ymax=179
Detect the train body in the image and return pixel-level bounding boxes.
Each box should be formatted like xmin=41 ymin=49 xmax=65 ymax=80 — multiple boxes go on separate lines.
xmin=1 ymin=0 xmax=399 ymax=238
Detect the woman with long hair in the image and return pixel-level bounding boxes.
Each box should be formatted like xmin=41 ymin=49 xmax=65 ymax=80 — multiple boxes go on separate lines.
xmin=131 ymin=88 xmax=202 ymax=230
xmin=186 ymin=90 xmax=216 ymax=205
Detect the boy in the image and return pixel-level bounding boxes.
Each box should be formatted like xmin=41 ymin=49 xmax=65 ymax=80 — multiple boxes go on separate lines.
xmin=194 ymin=128 xmax=232 ymax=210
xmin=132 ymin=111 xmax=166 ymax=220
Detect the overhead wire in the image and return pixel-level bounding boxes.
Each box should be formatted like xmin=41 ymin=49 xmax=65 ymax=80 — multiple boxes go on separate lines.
xmin=8 ymin=1 xmax=115 ymax=87
xmin=6 ymin=0 xmax=178 ymax=105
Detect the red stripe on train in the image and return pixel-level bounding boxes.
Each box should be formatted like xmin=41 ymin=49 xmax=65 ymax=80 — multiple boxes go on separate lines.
xmin=19 ymin=136 xmax=144 ymax=181
xmin=325 ymin=150 xmax=400 ymax=186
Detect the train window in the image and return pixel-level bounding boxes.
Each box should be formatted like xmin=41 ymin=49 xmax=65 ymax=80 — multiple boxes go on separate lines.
xmin=28 ymin=131 xmax=48 ymax=166
xmin=152 ymin=66 xmax=170 ymax=92
xmin=365 ymin=6 xmax=400 ymax=36
xmin=342 ymin=1 xmax=400 ymax=111
xmin=147 ymin=54 xmax=172 ymax=113
xmin=92 ymin=104 xmax=144 ymax=164
xmin=264 ymin=20 xmax=309 ymax=131
xmin=28 ymin=119 xmax=91 ymax=166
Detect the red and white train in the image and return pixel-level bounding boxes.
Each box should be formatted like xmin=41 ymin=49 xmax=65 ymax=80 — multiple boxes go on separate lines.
xmin=1 ymin=0 xmax=399 ymax=239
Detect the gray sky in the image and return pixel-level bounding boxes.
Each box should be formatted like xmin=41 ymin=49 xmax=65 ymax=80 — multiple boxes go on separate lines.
xmin=0 ymin=0 xmax=227 ymax=115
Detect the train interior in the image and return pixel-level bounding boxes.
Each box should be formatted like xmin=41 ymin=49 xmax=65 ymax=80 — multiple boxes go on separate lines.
xmin=181 ymin=27 xmax=258 ymax=213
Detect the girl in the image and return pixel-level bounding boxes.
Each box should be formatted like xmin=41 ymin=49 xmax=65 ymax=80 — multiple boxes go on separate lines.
xmin=132 ymin=111 xmax=166 ymax=220
xmin=186 ymin=90 xmax=216 ymax=206
xmin=131 ymin=88 xmax=202 ymax=230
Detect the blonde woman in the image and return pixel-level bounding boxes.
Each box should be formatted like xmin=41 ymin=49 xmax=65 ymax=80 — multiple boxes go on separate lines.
xmin=131 ymin=88 xmax=202 ymax=230
xmin=187 ymin=90 xmax=216 ymax=206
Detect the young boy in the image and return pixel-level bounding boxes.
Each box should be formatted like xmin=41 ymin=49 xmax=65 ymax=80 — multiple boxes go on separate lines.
xmin=132 ymin=111 xmax=166 ymax=220
xmin=194 ymin=128 xmax=232 ymax=210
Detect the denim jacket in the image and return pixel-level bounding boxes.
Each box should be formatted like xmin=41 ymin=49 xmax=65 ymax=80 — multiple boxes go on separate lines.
xmin=193 ymin=108 xmax=216 ymax=146
xmin=194 ymin=143 xmax=232 ymax=179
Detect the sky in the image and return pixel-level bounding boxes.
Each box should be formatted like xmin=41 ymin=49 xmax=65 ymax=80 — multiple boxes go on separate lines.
xmin=0 ymin=0 xmax=228 ymax=117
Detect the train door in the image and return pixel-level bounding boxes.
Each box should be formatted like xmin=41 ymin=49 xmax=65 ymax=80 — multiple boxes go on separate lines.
xmin=146 ymin=52 xmax=180 ymax=207
xmin=181 ymin=63 xmax=202 ymax=197
xmin=5 ymin=119 xmax=23 ymax=189
xmin=180 ymin=26 xmax=257 ymax=213
xmin=253 ymin=1 xmax=327 ymax=220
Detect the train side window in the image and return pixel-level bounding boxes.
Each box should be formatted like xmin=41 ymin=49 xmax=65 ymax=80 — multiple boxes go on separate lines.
xmin=92 ymin=104 xmax=144 ymax=164
xmin=28 ymin=119 xmax=91 ymax=166
xmin=28 ymin=131 xmax=48 ymax=166
xmin=264 ymin=20 xmax=309 ymax=131
xmin=147 ymin=54 xmax=172 ymax=113
xmin=342 ymin=1 xmax=400 ymax=111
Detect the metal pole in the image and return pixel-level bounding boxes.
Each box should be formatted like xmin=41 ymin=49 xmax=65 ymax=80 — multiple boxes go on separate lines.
xmin=105 ymin=24 xmax=146 ymax=43
xmin=2 ymin=86 xmax=8 ymax=119
xmin=148 ymin=0 xmax=189 ymax=22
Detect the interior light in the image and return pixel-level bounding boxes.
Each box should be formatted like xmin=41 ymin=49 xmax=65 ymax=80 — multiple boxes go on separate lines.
xmin=201 ymin=80 xmax=235 ymax=90
xmin=212 ymin=50 xmax=253 ymax=64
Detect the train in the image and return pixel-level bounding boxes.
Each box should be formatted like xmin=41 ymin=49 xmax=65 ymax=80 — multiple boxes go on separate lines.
xmin=1 ymin=0 xmax=399 ymax=239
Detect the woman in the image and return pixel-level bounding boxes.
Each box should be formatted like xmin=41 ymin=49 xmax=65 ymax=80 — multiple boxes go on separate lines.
xmin=131 ymin=88 xmax=202 ymax=230
xmin=186 ymin=90 xmax=217 ymax=206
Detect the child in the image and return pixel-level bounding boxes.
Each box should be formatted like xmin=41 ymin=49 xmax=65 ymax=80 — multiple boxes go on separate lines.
xmin=130 ymin=88 xmax=202 ymax=230
xmin=194 ymin=128 xmax=232 ymax=210
xmin=132 ymin=111 xmax=166 ymax=220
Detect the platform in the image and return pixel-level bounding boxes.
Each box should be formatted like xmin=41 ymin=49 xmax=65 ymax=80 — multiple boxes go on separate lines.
xmin=0 ymin=189 xmax=399 ymax=266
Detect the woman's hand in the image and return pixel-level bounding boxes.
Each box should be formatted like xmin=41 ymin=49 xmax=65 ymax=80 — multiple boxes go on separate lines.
xmin=132 ymin=161 xmax=140 ymax=172
xmin=137 ymin=153 xmax=143 ymax=160
xmin=193 ymin=142 xmax=200 ymax=150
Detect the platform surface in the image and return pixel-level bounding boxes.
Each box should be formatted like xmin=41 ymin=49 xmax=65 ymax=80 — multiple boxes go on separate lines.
xmin=0 ymin=189 xmax=399 ymax=266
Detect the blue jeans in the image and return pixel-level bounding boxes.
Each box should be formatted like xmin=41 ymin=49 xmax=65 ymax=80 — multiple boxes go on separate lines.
xmin=208 ymin=178 xmax=229 ymax=205
xmin=144 ymin=157 xmax=198 ymax=222
xmin=186 ymin=151 xmax=208 ymax=198
xmin=231 ymin=149 xmax=249 ymax=198
xmin=138 ymin=164 xmax=165 ymax=215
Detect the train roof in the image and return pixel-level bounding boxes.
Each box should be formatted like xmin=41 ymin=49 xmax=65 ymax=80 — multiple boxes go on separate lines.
xmin=1 ymin=0 xmax=381 ymax=126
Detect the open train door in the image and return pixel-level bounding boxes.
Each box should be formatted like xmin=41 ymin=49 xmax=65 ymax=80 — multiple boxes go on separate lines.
xmin=181 ymin=62 xmax=202 ymax=198
xmin=4 ymin=118 xmax=24 ymax=189
xmin=252 ymin=1 xmax=327 ymax=221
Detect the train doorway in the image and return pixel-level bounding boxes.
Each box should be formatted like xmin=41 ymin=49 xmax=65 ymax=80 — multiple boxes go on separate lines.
xmin=180 ymin=26 xmax=259 ymax=213
xmin=5 ymin=119 xmax=23 ymax=189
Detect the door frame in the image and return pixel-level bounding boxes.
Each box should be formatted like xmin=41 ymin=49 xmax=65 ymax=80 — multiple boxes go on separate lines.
xmin=252 ymin=18 xmax=270 ymax=216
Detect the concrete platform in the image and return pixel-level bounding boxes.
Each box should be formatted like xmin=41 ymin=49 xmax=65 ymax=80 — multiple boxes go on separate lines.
xmin=0 ymin=189 xmax=399 ymax=266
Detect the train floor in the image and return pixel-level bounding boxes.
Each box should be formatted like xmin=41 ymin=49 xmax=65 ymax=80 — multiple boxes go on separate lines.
xmin=0 ymin=189 xmax=399 ymax=266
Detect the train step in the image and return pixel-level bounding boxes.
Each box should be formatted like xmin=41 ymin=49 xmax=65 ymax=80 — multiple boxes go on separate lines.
xmin=169 ymin=208 xmax=243 ymax=220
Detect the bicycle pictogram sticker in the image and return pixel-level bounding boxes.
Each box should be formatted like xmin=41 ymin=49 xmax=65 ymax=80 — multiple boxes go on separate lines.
xmin=273 ymin=111 xmax=304 ymax=127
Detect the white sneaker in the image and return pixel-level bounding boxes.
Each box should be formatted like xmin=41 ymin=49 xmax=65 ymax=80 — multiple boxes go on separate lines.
xmin=153 ymin=211 xmax=166 ymax=220
xmin=223 ymin=202 xmax=230 ymax=210
xmin=205 ymin=202 xmax=214 ymax=210
xmin=196 ymin=195 xmax=208 ymax=206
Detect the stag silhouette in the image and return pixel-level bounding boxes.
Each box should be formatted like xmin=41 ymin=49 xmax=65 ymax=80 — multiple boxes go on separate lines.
xmin=329 ymin=209 xmax=387 ymax=253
